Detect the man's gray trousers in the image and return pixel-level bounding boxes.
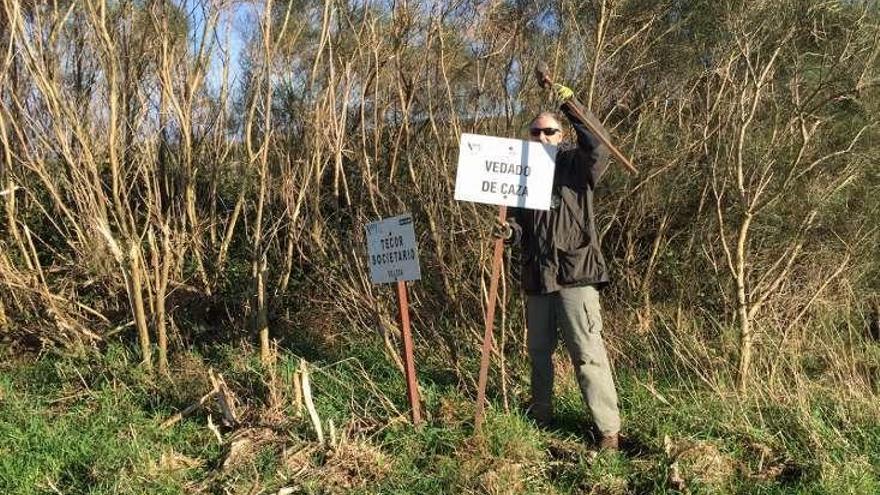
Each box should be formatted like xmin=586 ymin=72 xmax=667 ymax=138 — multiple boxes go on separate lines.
xmin=526 ymin=285 xmax=621 ymax=435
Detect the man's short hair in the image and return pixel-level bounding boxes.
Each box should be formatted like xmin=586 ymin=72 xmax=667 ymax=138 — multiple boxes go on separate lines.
xmin=529 ymin=111 xmax=563 ymax=128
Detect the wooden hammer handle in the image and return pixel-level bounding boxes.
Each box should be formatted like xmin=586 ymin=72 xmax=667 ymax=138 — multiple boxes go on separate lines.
xmin=564 ymin=100 xmax=639 ymax=175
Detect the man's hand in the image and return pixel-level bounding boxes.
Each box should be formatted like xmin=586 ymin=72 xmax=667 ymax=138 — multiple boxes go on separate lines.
xmin=553 ymin=83 xmax=574 ymax=102
xmin=492 ymin=219 xmax=513 ymax=240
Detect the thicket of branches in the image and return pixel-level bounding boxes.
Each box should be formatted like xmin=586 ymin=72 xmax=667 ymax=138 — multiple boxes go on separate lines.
xmin=1 ymin=0 xmax=877 ymax=393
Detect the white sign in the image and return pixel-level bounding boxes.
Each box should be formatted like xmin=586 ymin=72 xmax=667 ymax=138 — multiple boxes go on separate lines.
xmin=365 ymin=213 xmax=421 ymax=285
xmin=454 ymin=133 xmax=557 ymax=210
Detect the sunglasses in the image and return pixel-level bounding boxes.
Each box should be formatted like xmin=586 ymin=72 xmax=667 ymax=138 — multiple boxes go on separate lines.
xmin=529 ymin=127 xmax=561 ymax=137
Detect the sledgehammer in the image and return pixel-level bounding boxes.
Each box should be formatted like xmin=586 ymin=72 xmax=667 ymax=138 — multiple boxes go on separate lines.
xmin=535 ymin=62 xmax=639 ymax=175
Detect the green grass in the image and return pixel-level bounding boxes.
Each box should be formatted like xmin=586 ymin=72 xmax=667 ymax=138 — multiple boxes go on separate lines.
xmin=0 ymin=348 xmax=219 ymax=494
xmin=1 ymin=337 xmax=878 ymax=494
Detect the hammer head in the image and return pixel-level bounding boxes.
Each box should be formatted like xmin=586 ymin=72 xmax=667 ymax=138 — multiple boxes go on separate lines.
xmin=534 ymin=62 xmax=552 ymax=88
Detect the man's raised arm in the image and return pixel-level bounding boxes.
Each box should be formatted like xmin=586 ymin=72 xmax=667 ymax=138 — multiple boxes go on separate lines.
xmin=561 ymin=97 xmax=611 ymax=187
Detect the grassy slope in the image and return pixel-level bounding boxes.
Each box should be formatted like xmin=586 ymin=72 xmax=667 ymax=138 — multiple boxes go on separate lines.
xmin=1 ymin=336 xmax=878 ymax=495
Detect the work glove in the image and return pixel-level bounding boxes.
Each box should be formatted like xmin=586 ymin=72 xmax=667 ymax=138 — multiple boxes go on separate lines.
xmin=552 ymin=83 xmax=574 ymax=102
xmin=492 ymin=219 xmax=513 ymax=240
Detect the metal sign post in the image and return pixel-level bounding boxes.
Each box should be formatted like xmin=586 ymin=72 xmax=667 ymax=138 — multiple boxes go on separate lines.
xmin=365 ymin=213 xmax=423 ymax=426
xmin=473 ymin=204 xmax=507 ymax=432
xmin=396 ymin=279 xmax=421 ymax=426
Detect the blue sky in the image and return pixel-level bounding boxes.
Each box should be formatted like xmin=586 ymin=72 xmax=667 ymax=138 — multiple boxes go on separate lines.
xmin=179 ymin=0 xmax=251 ymax=91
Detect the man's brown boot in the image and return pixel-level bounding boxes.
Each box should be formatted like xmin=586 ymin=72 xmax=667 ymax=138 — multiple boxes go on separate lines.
xmin=599 ymin=433 xmax=619 ymax=451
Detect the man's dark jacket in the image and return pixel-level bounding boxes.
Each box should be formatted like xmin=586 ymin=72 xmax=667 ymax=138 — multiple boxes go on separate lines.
xmin=507 ymin=101 xmax=611 ymax=295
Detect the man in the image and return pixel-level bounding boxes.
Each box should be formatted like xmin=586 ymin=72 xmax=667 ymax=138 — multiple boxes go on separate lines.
xmin=498 ymin=84 xmax=621 ymax=450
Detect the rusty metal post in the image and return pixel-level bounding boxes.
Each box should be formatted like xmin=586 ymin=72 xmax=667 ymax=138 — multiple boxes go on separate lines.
xmin=474 ymin=205 xmax=507 ymax=432
xmin=397 ymin=279 xmax=422 ymax=426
